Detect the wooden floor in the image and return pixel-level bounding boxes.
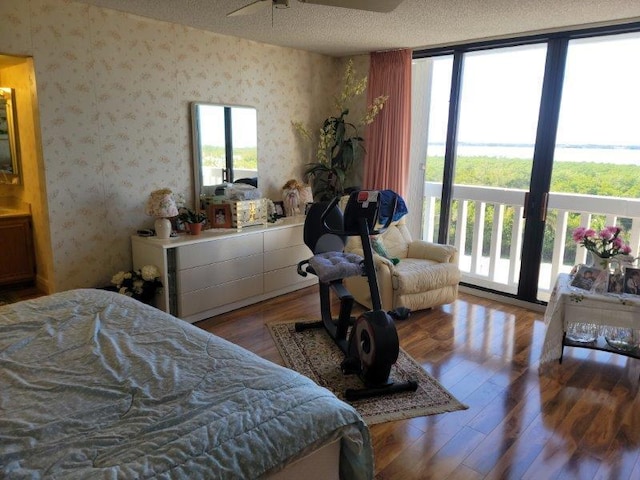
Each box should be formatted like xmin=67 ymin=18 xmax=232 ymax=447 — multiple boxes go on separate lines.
xmin=196 ymin=287 xmax=640 ymax=480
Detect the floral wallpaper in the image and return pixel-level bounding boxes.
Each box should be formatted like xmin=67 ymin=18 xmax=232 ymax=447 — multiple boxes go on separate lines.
xmin=0 ymin=0 xmax=347 ymax=292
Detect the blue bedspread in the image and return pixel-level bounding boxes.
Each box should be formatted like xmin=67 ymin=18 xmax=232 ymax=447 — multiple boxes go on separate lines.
xmin=0 ymin=289 xmax=373 ymax=479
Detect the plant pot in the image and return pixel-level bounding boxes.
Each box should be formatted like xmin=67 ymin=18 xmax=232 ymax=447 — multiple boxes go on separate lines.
xmin=187 ymin=222 xmax=202 ymax=235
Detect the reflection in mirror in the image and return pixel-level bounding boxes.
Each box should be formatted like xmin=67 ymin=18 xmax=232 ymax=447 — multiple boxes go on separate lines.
xmin=0 ymin=88 xmax=21 ymax=185
xmin=191 ymin=103 xmax=257 ymax=206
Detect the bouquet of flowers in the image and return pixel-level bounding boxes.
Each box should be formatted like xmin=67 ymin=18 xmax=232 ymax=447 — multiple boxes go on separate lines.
xmin=572 ymin=225 xmax=632 ymax=260
xmin=111 ymin=265 xmax=162 ymax=304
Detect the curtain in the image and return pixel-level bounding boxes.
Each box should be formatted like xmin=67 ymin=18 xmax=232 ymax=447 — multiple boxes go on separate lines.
xmin=363 ymin=49 xmax=412 ymax=198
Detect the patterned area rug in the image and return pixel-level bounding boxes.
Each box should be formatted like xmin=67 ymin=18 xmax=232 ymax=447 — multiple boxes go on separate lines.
xmin=268 ymin=320 xmax=467 ymax=425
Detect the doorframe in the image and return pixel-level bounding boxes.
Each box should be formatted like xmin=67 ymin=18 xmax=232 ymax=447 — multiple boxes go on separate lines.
xmin=413 ymin=20 xmax=640 ymax=303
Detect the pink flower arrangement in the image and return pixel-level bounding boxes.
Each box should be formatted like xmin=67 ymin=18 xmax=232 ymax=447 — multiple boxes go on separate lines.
xmin=572 ymin=225 xmax=632 ymax=259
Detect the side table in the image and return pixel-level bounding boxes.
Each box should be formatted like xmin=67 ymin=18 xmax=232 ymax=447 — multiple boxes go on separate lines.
xmin=540 ymin=273 xmax=640 ymax=365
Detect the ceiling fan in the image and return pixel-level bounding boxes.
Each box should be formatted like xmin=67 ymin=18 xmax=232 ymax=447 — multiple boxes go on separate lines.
xmin=227 ymin=0 xmax=404 ymax=17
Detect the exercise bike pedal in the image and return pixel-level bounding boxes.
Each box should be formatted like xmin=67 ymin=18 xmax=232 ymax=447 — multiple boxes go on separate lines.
xmin=340 ymin=356 xmax=362 ymax=375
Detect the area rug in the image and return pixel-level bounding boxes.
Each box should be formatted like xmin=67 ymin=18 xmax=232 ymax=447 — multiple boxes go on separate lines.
xmin=268 ymin=320 xmax=468 ymax=425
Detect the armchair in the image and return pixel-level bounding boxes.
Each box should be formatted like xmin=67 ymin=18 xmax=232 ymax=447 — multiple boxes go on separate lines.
xmin=344 ymin=218 xmax=460 ymax=311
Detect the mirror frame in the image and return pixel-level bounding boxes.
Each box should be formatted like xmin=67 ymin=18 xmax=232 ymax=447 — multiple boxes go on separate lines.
xmin=0 ymin=88 xmax=21 ymax=185
xmin=190 ymin=102 xmax=257 ymax=210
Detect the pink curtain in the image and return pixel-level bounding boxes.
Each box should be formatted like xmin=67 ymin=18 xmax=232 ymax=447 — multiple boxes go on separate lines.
xmin=363 ymin=49 xmax=412 ymax=198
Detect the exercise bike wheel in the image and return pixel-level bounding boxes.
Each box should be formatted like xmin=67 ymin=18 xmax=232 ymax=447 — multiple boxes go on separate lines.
xmin=351 ymin=310 xmax=400 ymax=386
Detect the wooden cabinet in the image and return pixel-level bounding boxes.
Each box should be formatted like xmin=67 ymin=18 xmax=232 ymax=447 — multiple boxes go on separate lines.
xmin=131 ymin=216 xmax=315 ymax=323
xmin=0 ymin=215 xmax=35 ymax=286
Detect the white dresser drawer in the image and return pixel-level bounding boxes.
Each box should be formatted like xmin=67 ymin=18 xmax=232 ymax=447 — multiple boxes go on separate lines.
xmin=178 ymin=254 xmax=263 ymax=294
xmin=179 ymin=274 xmax=263 ymax=317
xmin=177 ymin=233 xmax=263 ymax=269
xmin=264 ymin=265 xmax=314 ymax=293
xmin=264 ymin=244 xmax=311 ymax=272
xmin=264 ymin=225 xmax=304 ymax=251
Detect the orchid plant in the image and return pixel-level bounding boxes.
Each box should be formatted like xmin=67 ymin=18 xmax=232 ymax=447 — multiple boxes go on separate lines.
xmin=292 ymin=59 xmax=388 ymax=201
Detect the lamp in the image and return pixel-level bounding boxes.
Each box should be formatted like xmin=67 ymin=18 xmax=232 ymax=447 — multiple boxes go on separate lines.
xmin=145 ymin=188 xmax=178 ymax=239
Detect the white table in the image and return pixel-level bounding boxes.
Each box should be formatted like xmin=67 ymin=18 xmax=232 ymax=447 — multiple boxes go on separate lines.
xmin=540 ymin=273 xmax=640 ymax=365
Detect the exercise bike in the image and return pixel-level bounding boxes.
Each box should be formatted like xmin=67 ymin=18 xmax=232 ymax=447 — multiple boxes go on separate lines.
xmin=296 ymin=190 xmax=418 ymax=401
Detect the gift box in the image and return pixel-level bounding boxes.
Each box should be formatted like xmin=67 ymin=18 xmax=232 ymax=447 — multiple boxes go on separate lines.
xmin=222 ymin=198 xmax=268 ymax=229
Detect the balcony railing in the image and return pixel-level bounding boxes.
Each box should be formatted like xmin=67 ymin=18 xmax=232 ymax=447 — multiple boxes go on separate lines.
xmin=422 ymin=182 xmax=640 ymax=301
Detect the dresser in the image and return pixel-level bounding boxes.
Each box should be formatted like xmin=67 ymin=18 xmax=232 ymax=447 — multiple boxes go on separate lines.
xmin=131 ymin=216 xmax=316 ymax=323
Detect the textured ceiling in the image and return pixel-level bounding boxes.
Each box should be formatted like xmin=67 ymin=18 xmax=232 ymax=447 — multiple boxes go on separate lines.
xmin=75 ymin=0 xmax=640 ymax=57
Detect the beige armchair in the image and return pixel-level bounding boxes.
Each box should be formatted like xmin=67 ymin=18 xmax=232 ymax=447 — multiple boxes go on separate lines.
xmin=343 ymin=218 xmax=460 ymax=312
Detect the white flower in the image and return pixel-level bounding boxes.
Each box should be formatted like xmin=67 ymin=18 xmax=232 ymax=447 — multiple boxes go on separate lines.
xmin=141 ymin=265 xmax=160 ymax=281
xmin=111 ymin=271 xmax=126 ymax=286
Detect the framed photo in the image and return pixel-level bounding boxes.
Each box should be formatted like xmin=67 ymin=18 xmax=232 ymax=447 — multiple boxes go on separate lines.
xmin=570 ymin=265 xmax=602 ymax=291
xmin=273 ymin=201 xmax=285 ymax=218
xmin=623 ymin=267 xmax=640 ymax=295
xmin=608 ymin=270 xmax=624 ymax=294
xmin=207 ymin=204 xmax=232 ymax=228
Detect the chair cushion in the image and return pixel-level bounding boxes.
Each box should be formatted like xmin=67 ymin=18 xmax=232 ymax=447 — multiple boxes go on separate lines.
xmin=308 ymin=252 xmax=364 ymax=282
xmin=392 ymin=259 xmax=461 ymax=294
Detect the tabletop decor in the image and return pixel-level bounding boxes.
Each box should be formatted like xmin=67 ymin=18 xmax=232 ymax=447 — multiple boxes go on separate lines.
xmin=110 ymin=265 xmax=162 ymax=305
xmin=145 ymin=188 xmax=178 ymax=239
xmin=572 ymin=225 xmax=632 ymax=269
xmin=178 ymin=207 xmax=207 ymax=235
xmin=292 ymin=59 xmax=388 ymax=201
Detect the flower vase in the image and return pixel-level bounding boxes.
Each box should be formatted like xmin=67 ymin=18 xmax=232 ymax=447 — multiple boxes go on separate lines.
xmin=586 ymin=251 xmax=611 ymax=270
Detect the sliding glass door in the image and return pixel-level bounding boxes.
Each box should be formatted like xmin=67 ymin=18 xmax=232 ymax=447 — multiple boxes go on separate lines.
xmin=546 ymin=32 xmax=640 ymax=289
xmin=414 ymin=24 xmax=640 ymax=303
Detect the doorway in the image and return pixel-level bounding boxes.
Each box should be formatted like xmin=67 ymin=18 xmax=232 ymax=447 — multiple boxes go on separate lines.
xmin=414 ymin=25 xmax=640 ymax=303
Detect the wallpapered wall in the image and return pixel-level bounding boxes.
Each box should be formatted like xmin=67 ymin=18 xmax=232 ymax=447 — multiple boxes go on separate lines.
xmin=0 ymin=0 xmax=352 ymax=292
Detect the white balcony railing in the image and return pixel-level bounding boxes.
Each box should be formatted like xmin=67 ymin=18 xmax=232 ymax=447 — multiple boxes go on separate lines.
xmin=422 ymin=182 xmax=640 ymax=301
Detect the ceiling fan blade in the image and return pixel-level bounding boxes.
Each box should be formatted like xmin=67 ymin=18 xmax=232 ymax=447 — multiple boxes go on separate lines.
xmin=227 ymin=0 xmax=271 ymax=17
xmin=298 ymin=0 xmax=404 ymax=13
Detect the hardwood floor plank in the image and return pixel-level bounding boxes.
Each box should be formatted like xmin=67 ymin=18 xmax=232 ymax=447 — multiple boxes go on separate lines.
xmin=196 ymin=287 xmax=640 ymax=479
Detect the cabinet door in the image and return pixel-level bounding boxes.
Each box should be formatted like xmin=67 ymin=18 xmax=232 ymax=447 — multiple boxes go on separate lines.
xmin=0 ymin=217 xmax=35 ymax=286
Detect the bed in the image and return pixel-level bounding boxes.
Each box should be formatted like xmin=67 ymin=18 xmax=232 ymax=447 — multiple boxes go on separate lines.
xmin=0 ymin=289 xmax=373 ymax=479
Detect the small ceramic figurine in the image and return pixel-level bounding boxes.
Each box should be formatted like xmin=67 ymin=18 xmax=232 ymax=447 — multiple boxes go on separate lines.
xmin=282 ymin=179 xmax=314 ymax=216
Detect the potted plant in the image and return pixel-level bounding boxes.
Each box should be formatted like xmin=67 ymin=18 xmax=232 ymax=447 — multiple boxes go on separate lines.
xmin=292 ymin=59 xmax=388 ymax=201
xmin=179 ymin=207 xmax=207 ymax=235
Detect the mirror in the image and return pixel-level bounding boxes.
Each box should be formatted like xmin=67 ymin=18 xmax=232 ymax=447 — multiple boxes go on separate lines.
xmin=191 ymin=102 xmax=257 ymax=206
xmin=0 ymin=88 xmax=21 ymax=185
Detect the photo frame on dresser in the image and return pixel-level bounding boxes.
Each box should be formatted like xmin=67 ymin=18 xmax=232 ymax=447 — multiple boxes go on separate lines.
xmin=208 ymin=203 xmax=232 ymax=228
xmin=273 ymin=201 xmax=285 ymax=218
xmin=623 ymin=267 xmax=640 ymax=295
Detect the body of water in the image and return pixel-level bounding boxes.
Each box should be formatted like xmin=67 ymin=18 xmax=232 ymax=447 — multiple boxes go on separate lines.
xmin=427 ymin=143 xmax=640 ymax=165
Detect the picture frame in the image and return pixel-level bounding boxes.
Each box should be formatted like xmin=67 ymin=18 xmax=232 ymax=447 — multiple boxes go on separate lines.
xmin=608 ymin=270 xmax=624 ymax=294
xmin=207 ymin=203 xmax=232 ymax=229
xmin=273 ymin=201 xmax=285 ymax=218
xmin=570 ymin=265 xmax=602 ymax=291
xmin=623 ymin=267 xmax=640 ymax=295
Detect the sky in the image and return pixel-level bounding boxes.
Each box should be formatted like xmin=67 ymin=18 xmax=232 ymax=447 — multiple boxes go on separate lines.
xmin=423 ymin=31 xmax=640 ymax=150
xmin=196 ymin=104 xmax=257 ymax=148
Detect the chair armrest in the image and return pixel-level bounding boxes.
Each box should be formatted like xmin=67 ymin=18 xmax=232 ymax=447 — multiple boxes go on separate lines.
xmin=349 ymin=247 xmax=396 ymax=270
xmin=407 ymin=241 xmax=458 ymax=264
